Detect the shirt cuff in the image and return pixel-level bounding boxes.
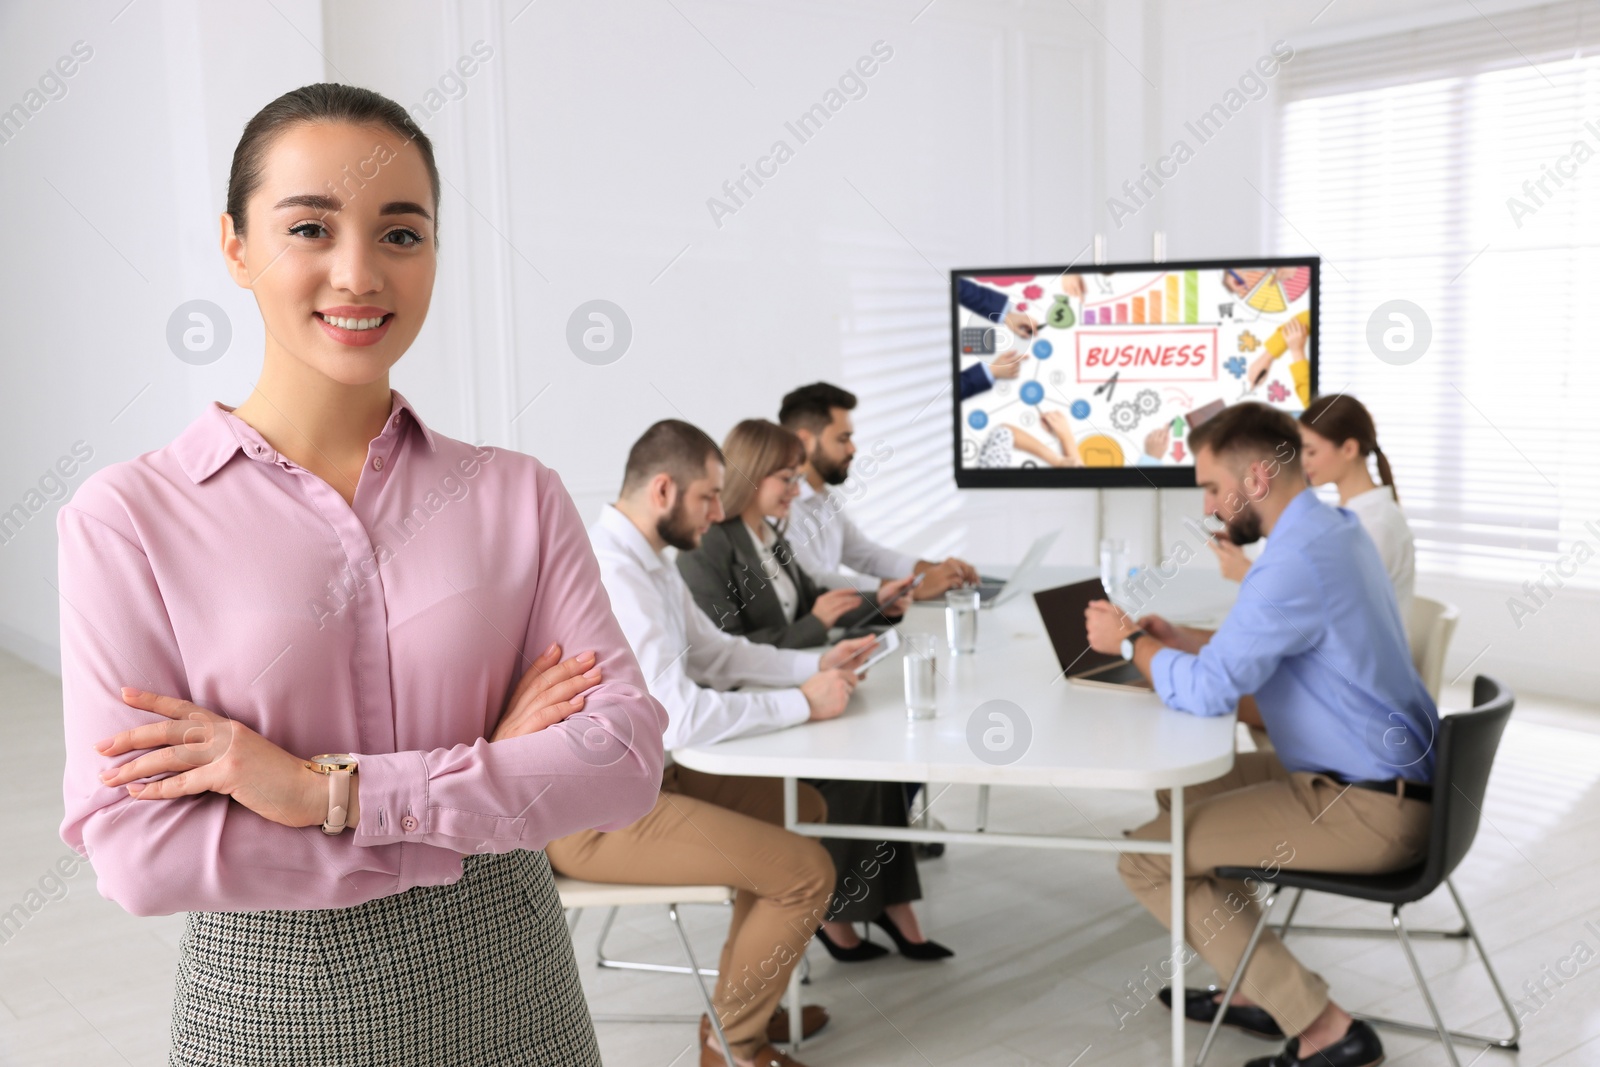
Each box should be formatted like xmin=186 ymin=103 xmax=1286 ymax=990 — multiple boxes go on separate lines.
xmin=348 ymin=749 xmax=429 ymax=845
xmin=793 ymin=650 xmax=822 ymax=685
xmin=776 ymin=686 xmax=812 ymax=728
xmin=1150 ymin=646 xmax=1183 ymax=708
xmin=980 ymin=361 xmax=996 ymax=385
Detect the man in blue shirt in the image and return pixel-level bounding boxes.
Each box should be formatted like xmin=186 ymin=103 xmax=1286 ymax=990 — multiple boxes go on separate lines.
xmin=1085 ymin=402 xmax=1437 ymax=1067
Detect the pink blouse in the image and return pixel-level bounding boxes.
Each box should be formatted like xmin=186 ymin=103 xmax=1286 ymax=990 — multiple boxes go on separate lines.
xmin=57 ymin=392 xmax=665 ymax=916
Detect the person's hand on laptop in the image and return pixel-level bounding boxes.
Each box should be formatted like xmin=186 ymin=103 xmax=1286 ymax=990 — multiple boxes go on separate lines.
xmin=1136 ymin=614 xmax=1179 ymax=646
xmin=820 ymin=634 xmax=877 ymax=673
xmin=1135 ymin=613 xmax=1211 ymax=655
xmin=1084 ymin=599 xmax=1138 ymax=656
xmin=913 ymin=557 xmax=980 ymax=599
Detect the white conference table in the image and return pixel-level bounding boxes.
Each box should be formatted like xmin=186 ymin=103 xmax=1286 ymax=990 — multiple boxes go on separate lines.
xmin=674 ymin=565 xmax=1241 ymax=1066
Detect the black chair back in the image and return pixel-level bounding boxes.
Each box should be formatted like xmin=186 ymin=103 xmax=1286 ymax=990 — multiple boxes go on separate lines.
xmin=1416 ymin=675 xmax=1514 ymax=892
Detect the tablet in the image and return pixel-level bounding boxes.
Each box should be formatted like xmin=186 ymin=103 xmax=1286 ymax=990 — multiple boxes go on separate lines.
xmin=853 ymin=628 xmax=901 ymax=676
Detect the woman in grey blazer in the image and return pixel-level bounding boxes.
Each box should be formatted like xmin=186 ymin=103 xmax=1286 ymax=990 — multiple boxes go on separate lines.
xmin=677 ymin=419 xmax=952 ymax=963
xmin=680 ymin=514 xmax=888 ymax=647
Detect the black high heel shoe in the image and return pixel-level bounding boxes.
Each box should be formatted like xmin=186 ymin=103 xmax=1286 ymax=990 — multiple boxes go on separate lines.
xmin=871 ymin=914 xmax=954 ymax=960
xmin=814 ymin=924 xmax=889 ymax=962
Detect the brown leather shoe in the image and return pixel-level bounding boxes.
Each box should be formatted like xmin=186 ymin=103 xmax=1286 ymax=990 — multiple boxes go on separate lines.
xmin=700 ymin=1015 xmax=816 ymax=1067
xmin=765 ymin=1004 xmax=829 ymax=1042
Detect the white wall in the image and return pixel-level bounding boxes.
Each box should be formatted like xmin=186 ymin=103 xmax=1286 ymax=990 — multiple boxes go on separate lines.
xmin=2 ymin=0 xmax=1593 ymax=707
xmin=0 ymin=0 xmax=324 ymax=667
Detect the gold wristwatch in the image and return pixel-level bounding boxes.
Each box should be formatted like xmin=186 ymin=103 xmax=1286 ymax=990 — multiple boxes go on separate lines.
xmin=305 ymin=754 xmax=359 ymax=835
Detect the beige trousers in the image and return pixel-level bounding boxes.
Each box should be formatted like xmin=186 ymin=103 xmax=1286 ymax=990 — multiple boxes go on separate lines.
xmin=1119 ymin=751 xmax=1430 ymax=1035
xmin=546 ymin=764 xmax=834 ymax=1057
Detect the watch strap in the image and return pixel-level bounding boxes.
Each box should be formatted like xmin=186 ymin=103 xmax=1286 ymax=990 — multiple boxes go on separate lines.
xmin=306 ymin=755 xmax=357 ymax=835
xmin=321 ymin=767 xmax=351 ymax=835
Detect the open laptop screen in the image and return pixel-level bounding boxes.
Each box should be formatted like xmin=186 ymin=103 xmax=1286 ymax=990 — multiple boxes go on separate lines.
xmin=1033 ymin=578 xmax=1130 ymax=678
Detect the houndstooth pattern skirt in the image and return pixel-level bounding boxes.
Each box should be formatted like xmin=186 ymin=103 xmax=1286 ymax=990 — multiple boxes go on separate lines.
xmin=168 ymin=850 xmax=600 ymax=1067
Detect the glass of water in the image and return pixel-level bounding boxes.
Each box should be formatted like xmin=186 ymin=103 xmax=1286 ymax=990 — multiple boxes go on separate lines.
xmin=945 ymin=588 xmax=980 ymax=654
xmin=903 ymin=634 xmax=937 ymax=720
xmin=1099 ymin=537 xmax=1128 ymax=602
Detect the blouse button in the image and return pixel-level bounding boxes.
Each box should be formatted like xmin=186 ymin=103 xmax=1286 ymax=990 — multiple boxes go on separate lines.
xmin=400 ymin=814 xmax=419 ymax=832
xmin=372 ymin=455 xmax=384 ymax=472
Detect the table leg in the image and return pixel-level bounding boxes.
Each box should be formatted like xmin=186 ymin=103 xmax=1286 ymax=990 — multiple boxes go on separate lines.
xmin=1171 ymin=784 xmax=1185 ymax=1067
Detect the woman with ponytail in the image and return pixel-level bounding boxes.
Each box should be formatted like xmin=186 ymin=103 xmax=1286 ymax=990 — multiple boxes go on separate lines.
xmin=1298 ymin=394 xmax=1416 ymax=618
xmin=57 ymin=84 xmax=665 ymax=1065
xmin=1212 ymin=394 xmax=1414 ymax=620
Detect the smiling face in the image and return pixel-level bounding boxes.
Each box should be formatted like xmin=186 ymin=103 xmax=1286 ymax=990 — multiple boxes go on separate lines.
xmin=755 ymin=465 xmax=802 ymax=521
xmin=220 ymin=122 xmax=437 ymax=385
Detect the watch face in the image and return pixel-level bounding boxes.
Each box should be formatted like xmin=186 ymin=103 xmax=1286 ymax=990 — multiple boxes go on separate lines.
xmin=310 ymin=754 xmax=358 ymax=772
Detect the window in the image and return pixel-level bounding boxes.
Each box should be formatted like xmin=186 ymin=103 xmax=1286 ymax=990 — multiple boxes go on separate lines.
xmin=1275 ymin=1 xmax=1600 ymax=586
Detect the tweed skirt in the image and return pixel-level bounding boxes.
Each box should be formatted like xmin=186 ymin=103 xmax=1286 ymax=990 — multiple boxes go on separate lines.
xmin=168 ymin=850 xmax=599 ymax=1067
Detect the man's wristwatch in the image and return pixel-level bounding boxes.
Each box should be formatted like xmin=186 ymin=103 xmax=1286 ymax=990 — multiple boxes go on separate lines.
xmin=1120 ymin=629 xmax=1147 ymax=662
xmin=305 ymin=754 xmax=359 ymax=835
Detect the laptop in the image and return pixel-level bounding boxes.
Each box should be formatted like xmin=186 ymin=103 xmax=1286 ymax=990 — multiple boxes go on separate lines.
xmin=1033 ymin=577 xmax=1153 ymax=691
xmin=974 ymin=530 xmax=1060 ymax=608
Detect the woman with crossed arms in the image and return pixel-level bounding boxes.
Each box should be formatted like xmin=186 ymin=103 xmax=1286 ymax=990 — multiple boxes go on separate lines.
xmin=58 ymin=84 xmax=664 ymax=1066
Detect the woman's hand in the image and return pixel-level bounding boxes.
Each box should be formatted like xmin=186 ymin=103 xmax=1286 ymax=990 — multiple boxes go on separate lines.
xmin=876 ymin=576 xmax=917 ymax=619
xmin=97 ymin=690 xmax=326 ymax=829
xmin=1283 ymin=317 xmax=1308 ymax=361
xmin=810 ymin=588 xmax=864 ymax=628
xmin=493 ymin=643 xmax=602 ymax=742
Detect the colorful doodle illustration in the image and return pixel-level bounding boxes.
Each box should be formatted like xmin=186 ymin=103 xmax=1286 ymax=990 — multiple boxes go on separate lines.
xmin=1110 ymin=400 xmax=1141 ymax=433
xmin=1047 ymin=295 xmax=1076 ymax=329
xmin=956 ymin=264 xmax=1313 ymax=471
xmin=1223 ymin=266 xmax=1312 ymax=317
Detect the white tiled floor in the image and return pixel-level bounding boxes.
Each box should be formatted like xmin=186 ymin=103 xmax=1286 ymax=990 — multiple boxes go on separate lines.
xmin=4 ymin=648 xmax=1598 ymax=1066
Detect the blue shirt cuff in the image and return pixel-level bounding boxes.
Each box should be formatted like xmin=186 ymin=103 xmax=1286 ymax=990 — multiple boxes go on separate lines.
xmin=1150 ymin=646 xmax=1183 ymax=707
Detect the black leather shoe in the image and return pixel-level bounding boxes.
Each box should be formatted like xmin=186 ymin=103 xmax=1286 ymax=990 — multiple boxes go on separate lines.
xmin=1158 ymin=986 xmax=1284 ymax=1040
xmin=1244 ymin=1019 xmax=1384 ymax=1066
xmin=870 ymin=914 xmax=954 ymax=960
xmin=814 ymin=925 xmax=888 ymax=962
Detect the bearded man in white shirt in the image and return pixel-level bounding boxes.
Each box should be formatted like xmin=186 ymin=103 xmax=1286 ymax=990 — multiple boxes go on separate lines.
xmin=778 ymin=382 xmax=978 ymax=600
xmin=546 ymin=419 xmax=875 ymax=1067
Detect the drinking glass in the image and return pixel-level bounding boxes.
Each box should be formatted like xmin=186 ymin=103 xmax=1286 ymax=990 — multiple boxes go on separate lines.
xmin=1099 ymin=537 xmax=1128 ymax=602
xmin=945 ymin=588 xmax=980 ymax=654
xmin=903 ymin=634 xmax=937 ymax=720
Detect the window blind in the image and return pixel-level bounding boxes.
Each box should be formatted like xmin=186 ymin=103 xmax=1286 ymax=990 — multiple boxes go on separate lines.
xmin=1276 ymin=0 xmax=1600 ymax=587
